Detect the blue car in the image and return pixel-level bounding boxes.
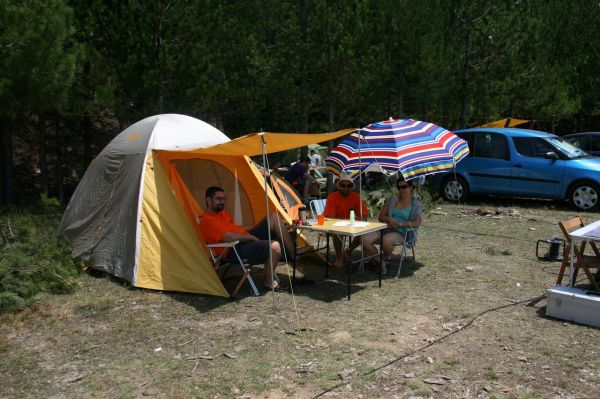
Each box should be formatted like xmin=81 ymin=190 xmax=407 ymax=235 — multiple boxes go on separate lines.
xmin=430 ymin=128 xmax=600 ymax=211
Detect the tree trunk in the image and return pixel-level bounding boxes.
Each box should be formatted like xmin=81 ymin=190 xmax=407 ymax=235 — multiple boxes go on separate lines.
xmin=442 ymin=103 xmax=450 ymax=129
xmin=397 ymin=92 xmax=404 ymax=119
xmin=1 ymin=121 xmax=14 ymax=204
xmin=83 ymin=115 xmax=92 ymax=169
xmin=156 ymin=6 xmax=164 ymax=113
xmin=326 ymin=102 xmax=336 ymax=194
xmin=459 ymin=13 xmax=470 ymax=129
xmin=39 ymin=113 xmax=48 ymax=195
xmin=55 ymin=114 xmax=65 ymax=204
xmin=504 ymin=99 xmax=515 ymax=127
xmin=299 ymin=0 xmax=309 ymax=158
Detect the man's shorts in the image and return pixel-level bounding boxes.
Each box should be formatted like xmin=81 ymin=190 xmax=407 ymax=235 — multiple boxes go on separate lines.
xmin=223 ymin=217 xmax=272 ymax=264
xmin=225 ymin=240 xmax=271 ymax=265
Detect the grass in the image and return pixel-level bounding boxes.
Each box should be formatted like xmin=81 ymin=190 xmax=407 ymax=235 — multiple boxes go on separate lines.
xmin=1 ymin=199 xmax=600 ymax=398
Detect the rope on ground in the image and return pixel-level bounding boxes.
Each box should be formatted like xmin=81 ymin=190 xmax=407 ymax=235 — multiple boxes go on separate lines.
xmin=311 ymin=292 xmax=547 ymax=399
xmin=433 ymin=226 xmax=523 ymax=240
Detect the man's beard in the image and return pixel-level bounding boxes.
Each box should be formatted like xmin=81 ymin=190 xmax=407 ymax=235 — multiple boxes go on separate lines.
xmin=215 ymin=204 xmax=225 ymax=211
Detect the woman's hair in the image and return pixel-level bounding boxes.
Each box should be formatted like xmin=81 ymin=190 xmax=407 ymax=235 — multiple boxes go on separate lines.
xmin=396 ymin=178 xmax=415 ymax=188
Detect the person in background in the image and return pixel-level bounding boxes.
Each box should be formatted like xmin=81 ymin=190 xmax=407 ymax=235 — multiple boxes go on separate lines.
xmin=362 ymin=176 xmax=422 ymax=276
xmin=200 ymin=186 xmax=311 ymax=291
xmin=323 ymin=173 xmax=369 ymax=268
xmin=284 ymin=155 xmax=316 ymax=202
xmin=310 ymin=149 xmax=323 ymax=167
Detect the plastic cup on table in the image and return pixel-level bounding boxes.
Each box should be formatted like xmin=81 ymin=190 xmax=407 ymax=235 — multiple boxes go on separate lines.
xmin=317 ymin=214 xmax=325 ymax=225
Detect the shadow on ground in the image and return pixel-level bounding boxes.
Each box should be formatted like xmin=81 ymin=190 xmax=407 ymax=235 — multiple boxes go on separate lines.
xmin=85 ymin=247 xmax=425 ymax=308
xmin=85 ymin=267 xmax=229 ymax=312
xmin=254 ymin=253 xmax=428 ymax=302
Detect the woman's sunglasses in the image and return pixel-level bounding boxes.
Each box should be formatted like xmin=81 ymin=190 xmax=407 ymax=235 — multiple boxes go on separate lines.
xmin=339 ymin=183 xmax=353 ymax=188
xmin=397 ymin=184 xmax=410 ymax=190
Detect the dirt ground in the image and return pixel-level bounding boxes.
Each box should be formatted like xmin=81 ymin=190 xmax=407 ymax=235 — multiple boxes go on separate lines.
xmin=1 ymin=200 xmax=599 ymax=398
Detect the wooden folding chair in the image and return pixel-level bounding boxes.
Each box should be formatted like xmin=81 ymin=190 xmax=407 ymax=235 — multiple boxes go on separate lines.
xmin=558 ymin=216 xmax=600 ymax=291
xmin=207 ymin=241 xmax=260 ymax=297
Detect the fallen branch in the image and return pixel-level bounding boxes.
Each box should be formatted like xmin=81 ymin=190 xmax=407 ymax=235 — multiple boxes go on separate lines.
xmin=176 ymin=337 xmax=197 ymax=347
xmin=188 ymin=359 xmax=199 ymax=377
xmin=185 ymin=355 xmax=214 ymax=361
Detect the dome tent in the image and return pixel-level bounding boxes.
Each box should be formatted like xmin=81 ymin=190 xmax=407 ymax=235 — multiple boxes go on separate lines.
xmin=61 ymin=114 xmax=352 ymax=296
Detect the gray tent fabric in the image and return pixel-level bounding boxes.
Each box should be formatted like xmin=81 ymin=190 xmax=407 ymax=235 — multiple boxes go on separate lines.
xmin=60 ymin=152 xmax=145 ymax=280
xmin=60 ymin=114 xmax=229 ymax=282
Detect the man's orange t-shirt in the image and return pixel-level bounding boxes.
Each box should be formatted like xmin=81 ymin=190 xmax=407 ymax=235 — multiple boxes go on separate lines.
xmin=199 ymin=210 xmax=249 ymax=256
xmin=323 ymin=191 xmax=368 ymax=219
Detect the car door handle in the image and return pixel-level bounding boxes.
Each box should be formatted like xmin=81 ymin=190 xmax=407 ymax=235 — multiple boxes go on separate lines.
xmin=512 ymin=164 xmax=522 ymax=168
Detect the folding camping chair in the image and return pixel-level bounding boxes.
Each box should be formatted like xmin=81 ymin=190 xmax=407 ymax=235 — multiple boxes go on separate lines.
xmin=309 ymin=198 xmax=327 ymax=219
xmin=557 ymin=216 xmax=600 ymax=291
xmin=308 ymin=198 xmax=329 ymax=254
xmin=207 ymin=241 xmax=260 ymax=297
xmin=391 ymin=229 xmax=418 ymax=278
xmin=207 ymin=241 xmax=281 ymax=297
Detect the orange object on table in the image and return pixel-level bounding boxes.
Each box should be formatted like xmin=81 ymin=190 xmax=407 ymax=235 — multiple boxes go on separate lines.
xmin=317 ymin=214 xmax=325 ymax=225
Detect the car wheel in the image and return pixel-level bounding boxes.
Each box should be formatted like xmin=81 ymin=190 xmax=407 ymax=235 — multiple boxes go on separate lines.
xmin=569 ymin=181 xmax=600 ymax=211
xmin=441 ymin=176 xmax=468 ymax=202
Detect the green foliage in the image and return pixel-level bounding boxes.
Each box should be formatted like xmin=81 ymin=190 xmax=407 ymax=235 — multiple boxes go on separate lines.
xmin=0 ymin=0 xmax=77 ymax=116
xmin=484 ymin=367 xmax=499 ymax=380
xmin=362 ymin=178 xmax=436 ymax=218
xmin=3 ymin=0 xmax=600 ymax=205
xmin=0 ymin=197 xmax=80 ymax=312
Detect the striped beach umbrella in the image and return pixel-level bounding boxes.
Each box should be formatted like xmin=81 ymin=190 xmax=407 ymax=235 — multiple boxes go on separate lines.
xmin=325 ymin=118 xmax=469 ymax=180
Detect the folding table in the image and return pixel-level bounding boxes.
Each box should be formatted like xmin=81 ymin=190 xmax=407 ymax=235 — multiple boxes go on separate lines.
xmin=293 ymin=218 xmax=387 ymax=300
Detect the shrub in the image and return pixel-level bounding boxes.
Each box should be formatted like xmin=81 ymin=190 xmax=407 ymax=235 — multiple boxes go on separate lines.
xmin=0 ymin=196 xmax=80 ymax=312
xmin=362 ymin=176 xmax=438 ymax=217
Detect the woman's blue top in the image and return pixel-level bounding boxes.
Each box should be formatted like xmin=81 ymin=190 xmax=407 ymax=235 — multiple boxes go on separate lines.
xmin=391 ymin=207 xmax=412 ymax=235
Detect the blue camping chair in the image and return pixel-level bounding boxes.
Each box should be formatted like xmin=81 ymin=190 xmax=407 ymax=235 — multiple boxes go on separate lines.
xmin=392 ymin=228 xmax=418 ymax=278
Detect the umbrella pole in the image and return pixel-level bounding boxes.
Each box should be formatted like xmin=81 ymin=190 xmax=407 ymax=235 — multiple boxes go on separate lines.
xmin=358 ymin=128 xmax=363 ymax=220
xmin=358 ymin=129 xmax=364 ymax=273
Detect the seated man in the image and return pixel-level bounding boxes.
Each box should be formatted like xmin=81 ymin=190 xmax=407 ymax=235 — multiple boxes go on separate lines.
xmin=284 ymin=155 xmax=317 ymax=202
xmin=323 ymin=173 xmax=369 ymax=268
xmin=200 ymin=186 xmax=308 ymax=291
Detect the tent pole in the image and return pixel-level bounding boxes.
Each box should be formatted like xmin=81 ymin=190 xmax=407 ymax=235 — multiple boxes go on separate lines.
xmin=261 ymin=133 xmax=277 ymax=308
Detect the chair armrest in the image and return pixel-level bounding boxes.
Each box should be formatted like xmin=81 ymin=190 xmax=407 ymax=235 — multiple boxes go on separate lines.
xmin=207 ymin=241 xmax=240 ymax=248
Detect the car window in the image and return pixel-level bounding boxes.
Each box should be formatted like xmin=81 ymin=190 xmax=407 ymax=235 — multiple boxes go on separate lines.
xmin=457 ymin=132 xmax=474 ymax=157
xmin=590 ymin=136 xmax=600 ymax=153
xmin=546 ymin=137 xmax=588 ymax=159
xmin=513 ymin=137 xmax=556 ymax=158
xmin=565 ymin=136 xmax=587 ymax=151
xmin=472 ymin=132 xmax=509 ymax=160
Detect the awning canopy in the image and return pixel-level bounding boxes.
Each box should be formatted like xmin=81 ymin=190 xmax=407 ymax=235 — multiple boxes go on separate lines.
xmin=157 ymin=128 xmax=355 ymax=157
xmin=477 ymin=118 xmax=529 ymax=128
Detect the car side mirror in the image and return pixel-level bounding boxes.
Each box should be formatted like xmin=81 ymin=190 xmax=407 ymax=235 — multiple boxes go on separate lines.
xmin=545 ymin=151 xmax=558 ymax=160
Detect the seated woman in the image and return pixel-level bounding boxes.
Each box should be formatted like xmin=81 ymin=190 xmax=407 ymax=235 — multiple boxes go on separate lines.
xmin=362 ymin=176 xmax=422 ymax=275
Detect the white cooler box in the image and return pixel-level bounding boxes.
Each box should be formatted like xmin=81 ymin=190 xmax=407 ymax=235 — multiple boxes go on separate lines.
xmin=546 ymin=286 xmax=600 ymax=328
